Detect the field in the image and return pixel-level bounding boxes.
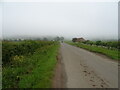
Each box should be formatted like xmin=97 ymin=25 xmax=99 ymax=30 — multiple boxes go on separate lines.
xmin=2 ymin=40 xmax=60 ymax=88
xmin=67 ymin=41 xmax=119 ymax=60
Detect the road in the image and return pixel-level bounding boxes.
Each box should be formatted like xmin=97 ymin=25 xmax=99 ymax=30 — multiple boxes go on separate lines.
xmin=60 ymin=43 xmax=118 ymax=88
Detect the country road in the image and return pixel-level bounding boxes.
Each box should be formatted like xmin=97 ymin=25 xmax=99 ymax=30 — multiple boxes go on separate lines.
xmin=60 ymin=43 xmax=118 ymax=88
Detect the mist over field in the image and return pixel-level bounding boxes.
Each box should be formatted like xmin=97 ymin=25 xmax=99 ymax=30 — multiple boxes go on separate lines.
xmin=1 ymin=1 xmax=118 ymax=40
xmin=1 ymin=0 xmax=119 ymax=89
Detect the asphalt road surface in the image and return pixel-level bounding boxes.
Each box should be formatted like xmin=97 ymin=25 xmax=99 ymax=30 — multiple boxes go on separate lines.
xmin=60 ymin=43 xmax=118 ymax=88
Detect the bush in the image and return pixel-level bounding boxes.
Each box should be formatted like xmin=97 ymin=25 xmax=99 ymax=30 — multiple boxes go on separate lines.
xmin=82 ymin=40 xmax=119 ymax=49
xmin=2 ymin=40 xmax=56 ymax=65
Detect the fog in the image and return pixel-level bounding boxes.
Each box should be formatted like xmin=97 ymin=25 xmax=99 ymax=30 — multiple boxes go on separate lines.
xmin=1 ymin=1 xmax=118 ymax=40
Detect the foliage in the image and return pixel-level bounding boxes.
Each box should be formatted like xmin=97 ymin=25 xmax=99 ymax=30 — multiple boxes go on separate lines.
xmin=2 ymin=40 xmax=55 ymax=65
xmin=82 ymin=40 xmax=119 ymax=49
xmin=2 ymin=40 xmax=60 ymax=88
xmin=72 ymin=38 xmax=77 ymax=42
xmin=67 ymin=41 xmax=119 ymax=60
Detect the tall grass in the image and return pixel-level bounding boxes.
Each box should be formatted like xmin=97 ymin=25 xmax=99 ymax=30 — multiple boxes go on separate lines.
xmin=2 ymin=40 xmax=60 ymax=88
xmin=67 ymin=42 xmax=119 ymax=60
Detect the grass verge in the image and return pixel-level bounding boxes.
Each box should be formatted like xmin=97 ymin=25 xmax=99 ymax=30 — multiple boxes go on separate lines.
xmin=66 ymin=42 xmax=119 ymax=60
xmin=3 ymin=42 xmax=60 ymax=88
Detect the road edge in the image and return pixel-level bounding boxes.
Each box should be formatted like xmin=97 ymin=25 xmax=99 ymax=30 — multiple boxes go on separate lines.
xmin=52 ymin=46 xmax=67 ymax=88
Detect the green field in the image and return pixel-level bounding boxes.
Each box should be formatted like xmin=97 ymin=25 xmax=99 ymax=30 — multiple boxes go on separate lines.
xmin=2 ymin=40 xmax=60 ymax=88
xmin=67 ymin=41 xmax=119 ymax=60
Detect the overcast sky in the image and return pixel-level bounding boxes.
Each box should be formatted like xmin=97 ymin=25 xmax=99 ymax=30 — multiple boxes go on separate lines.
xmin=1 ymin=0 xmax=118 ymax=40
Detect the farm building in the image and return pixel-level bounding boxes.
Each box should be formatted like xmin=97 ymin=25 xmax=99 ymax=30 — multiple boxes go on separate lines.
xmin=72 ymin=37 xmax=86 ymax=42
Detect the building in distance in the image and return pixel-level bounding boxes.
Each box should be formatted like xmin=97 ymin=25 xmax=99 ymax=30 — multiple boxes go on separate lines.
xmin=72 ymin=37 xmax=86 ymax=42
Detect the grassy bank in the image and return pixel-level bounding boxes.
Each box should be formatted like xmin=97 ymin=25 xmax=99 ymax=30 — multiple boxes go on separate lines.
xmin=67 ymin=42 xmax=119 ymax=60
xmin=2 ymin=40 xmax=60 ymax=88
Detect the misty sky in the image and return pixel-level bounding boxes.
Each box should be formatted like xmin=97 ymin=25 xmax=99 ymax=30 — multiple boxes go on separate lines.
xmin=1 ymin=1 xmax=118 ymax=40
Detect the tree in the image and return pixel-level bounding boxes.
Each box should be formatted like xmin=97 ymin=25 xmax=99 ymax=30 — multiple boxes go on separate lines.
xmin=54 ymin=36 xmax=60 ymax=41
xmin=43 ymin=38 xmax=48 ymax=41
xmin=72 ymin=38 xmax=77 ymax=42
xmin=96 ymin=41 xmax=102 ymax=46
xmin=60 ymin=37 xmax=64 ymax=41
